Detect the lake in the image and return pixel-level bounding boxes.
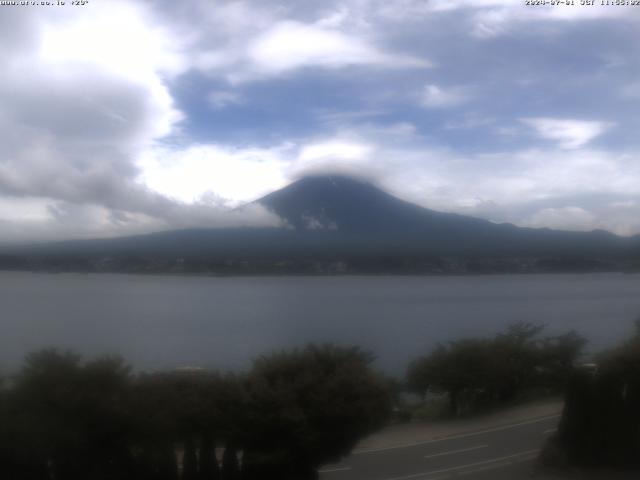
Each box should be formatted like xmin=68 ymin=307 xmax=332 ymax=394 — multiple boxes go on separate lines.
xmin=1 ymin=271 xmax=639 ymax=376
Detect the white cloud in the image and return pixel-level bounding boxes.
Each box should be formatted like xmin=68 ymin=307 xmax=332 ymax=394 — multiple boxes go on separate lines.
xmin=39 ymin=3 xmax=186 ymax=80
xmin=369 ymin=0 xmax=638 ymax=38
xmin=298 ymin=140 xmax=373 ymax=163
xmin=0 ymin=1 xmax=294 ymax=242
xmin=293 ymin=139 xmax=378 ymax=179
xmin=316 ymin=7 xmax=350 ymax=29
xmin=187 ymin=3 xmax=432 ymax=83
xmin=523 ymin=206 xmax=597 ymax=232
xmin=1 ymin=0 xmax=639 ymax=241
xmin=0 ymin=1 xmax=184 ymax=204
xmin=137 ymin=138 xmax=380 ymax=205
xmin=137 ymin=144 xmax=292 ymax=205
xmin=521 ymin=118 xmax=614 ymax=149
xmin=135 ymin=126 xmax=640 ymax=235
xmin=0 ymin=196 xmax=165 ymax=244
xmin=422 ymin=84 xmax=471 ymax=108
xmin=519 ymin=202 xmax=640 ymax=236
xmin=376 ymin=147 xmax=640 ymax=235
xmin=246 ymin=21 xmax=429 ymax=77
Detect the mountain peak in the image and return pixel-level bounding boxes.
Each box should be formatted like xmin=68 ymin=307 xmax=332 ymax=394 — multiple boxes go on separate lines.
xmin=284 ymin=174 xmax=377 ymax=191
xmin=257 ymin=174 xmax=400 ymax=231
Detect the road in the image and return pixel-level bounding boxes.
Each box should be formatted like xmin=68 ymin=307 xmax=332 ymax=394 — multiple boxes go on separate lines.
xmin=319 ymin=414 xmax=559 ymax=480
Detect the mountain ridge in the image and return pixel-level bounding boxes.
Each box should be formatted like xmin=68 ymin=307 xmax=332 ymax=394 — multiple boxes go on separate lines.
xmin=1 ymin=175 xmax=639 ymax=274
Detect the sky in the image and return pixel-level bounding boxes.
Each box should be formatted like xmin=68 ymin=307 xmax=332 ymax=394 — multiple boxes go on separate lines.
xmin=0 ymin=0 xmax=639 ymax=242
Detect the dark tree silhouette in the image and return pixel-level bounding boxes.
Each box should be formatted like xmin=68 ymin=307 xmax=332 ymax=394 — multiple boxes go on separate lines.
xmin=1 ymin=345 xmax=392 ymax=479
xmin=221 ymin=445 xmax=240 ymax=480
xmin=183 ymin=437 xmax=198 ymax=480
xmin=241 ymin=344 xmax=392 ymax=479
xmin=198 ymin=433 xmax=220 ymax=480
xmin=9 ymin=350 xmax=135 ymax=480
xmin=552 ymin=321 xmax=640 ymax=468
xmin=407 ymin=323 xmax=586 ymax=416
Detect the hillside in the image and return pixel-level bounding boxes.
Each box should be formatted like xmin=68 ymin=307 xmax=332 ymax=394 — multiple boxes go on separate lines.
xmin=1 ymin=175 xmax=639 ymax=274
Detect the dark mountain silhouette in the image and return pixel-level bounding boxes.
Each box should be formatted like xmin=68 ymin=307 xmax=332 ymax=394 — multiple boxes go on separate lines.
xmin=257 ymin=175 xmax=634 ymax=256
xmin=1 ymin=175 xmax=639 ymax=273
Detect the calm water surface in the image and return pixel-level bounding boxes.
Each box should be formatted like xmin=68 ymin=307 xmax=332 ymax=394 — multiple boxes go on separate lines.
xmin=1 ymin=272 xmax=639 ymax=375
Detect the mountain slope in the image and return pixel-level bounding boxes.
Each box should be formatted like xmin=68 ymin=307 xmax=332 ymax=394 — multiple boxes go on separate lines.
xmin=256 ymin=175 xmax=634 ymax=256
xmin=2 ymin=175 xmax=639 ymax=270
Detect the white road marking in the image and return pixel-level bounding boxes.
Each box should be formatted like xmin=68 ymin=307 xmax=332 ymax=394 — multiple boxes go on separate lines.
xmin=543 ymin=428 xmax=557 ymax=435
xmin=459 ymin=452 xmax=538 ymax=476
xmin=381 ymin=449 xmax=540 ymax=480
xmin=423 ymin=444 xmax=488 ymax=459
xmin=458 ymin=461 xmax=511 ymax=475
xmin=355 ymin=414 xmax=560 ymax=454
xmin=318 ymin=466 xmax=351 ymax=473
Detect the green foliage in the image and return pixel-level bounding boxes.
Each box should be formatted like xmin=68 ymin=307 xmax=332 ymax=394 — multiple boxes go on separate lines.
xmin=241 ymin=344 xmax=392 ymax=479
xmin=407 ymin=323 xmax=586 ymax=416
xmin=8 ymin=350 xmax=134 ymax=479
xmin=0 ymin=344 xmax=390 ymax=479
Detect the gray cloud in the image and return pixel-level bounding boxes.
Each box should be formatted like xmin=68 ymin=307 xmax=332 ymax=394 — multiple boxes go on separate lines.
xmin=0 ymin=0 xmax=639 ymax=241
xmin=0 ymin=2 xmax=284 ymax=242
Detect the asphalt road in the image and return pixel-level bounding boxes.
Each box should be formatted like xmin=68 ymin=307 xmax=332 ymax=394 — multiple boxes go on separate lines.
xmin=319 ymin=414 xmax=560 ymax=480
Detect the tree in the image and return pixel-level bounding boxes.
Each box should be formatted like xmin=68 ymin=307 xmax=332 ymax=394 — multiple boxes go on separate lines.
xmin=2 ymin=345 xmax=393 ymax=479
xmin=539 ymin=330 xmax=587 ymax=391
xmin=552 ymin=323 xmax=640 ymax=468
xmin=406 ymin=356 xmax=434 ymax=400
xmin=491 ymin=322 xmax=545 ymax=401
xmin=407 ymin=323 xmax=585 ymax=416
xmin=10 ymin=350 xmax=135 ymax=480
xmin=183 ymin=437 xmax=198 ymax=480
xmin=221 ymin=445 xmax=240 ymax=480
xmin=198 ymin=433 xmax=220 ymax=480
xmin=130 ymin=373 xmax=180 ymax=480
xmin=408 ymin=339 xmax=496 ymax=415
xmin=241 ymin=344 xmax=392 ymax=479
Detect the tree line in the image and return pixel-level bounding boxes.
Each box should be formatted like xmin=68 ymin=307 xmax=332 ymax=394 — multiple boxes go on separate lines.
xmin=0 ymin=345 xmax=391 ymax=480
xmin=4 ymin=321 xmax=634 ymax=479
xmin=406 ymin=323 xmax=587 ymax=416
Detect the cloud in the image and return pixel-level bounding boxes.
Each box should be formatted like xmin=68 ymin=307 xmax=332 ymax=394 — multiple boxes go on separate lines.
xmin=183 ymin=2 xmax=431 ymax=83
xmin=518 ymin=201 xmax=640 ymax=236
xmin=207 ymin=90 xmax=244 ymax=109
xmin=137 ymin=144 xmax=292 ymax=205
xmin=0 ymin=196 xmax=283 ymax=245
xmin=621 ymin=82 xmax=640 ymax=99
xmin=419 ymin=0 xmax=639 ymax=37
xmin=0 ymin=2 xmax=181 ymax=192
xmin=444 ymin=113 xmax=496 ymax=130
xmin=1 ymin=0 xmax=639 ymax=241
xmin=245 ymin=20 xmax=429 ymax=77
xmin=0 ymin=1 xmax=288 ymax=243
xmin=137 ymin=138 xmax=382 ymax=204
xmin=523 ymin=206 xmax=597 ymax=232
xmin=298 ymin=140 xmax=373 ymax=163
xmin=422 ymin=84 xmax=471 ymax=108
xmin=134 ymin=116 xmax=640 ymax=235
xmin=376 ymin=147 xmax=640 ymax=236
xmin=521 ymin=118 xmax=614 ymax=149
